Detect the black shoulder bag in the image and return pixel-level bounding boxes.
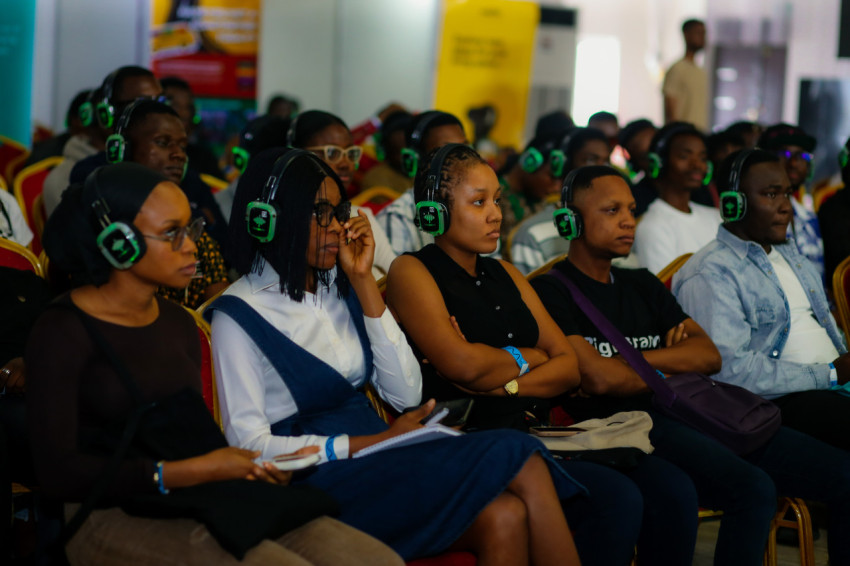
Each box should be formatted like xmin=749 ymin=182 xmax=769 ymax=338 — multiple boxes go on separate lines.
xmin=57 ymin=304 xmax=338 ymax=559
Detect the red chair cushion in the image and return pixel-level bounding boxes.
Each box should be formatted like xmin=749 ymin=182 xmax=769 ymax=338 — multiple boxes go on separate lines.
xmin=0 ymin=246 xmax=37 ymax=273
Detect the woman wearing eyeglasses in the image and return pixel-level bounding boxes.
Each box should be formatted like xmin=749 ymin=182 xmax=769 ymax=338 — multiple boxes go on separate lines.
xmin=289 ymin=110 xmax=396 ymax=278
xmin=27 ymin=162 xmax=401 ymax=565
xmin=208 ymin=147 xmax=583 ymax=565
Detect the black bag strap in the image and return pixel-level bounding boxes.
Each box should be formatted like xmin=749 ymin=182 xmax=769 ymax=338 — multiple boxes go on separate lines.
xmin=48 ymin=302 xmax=150 ymax=545
xmin=546 ymin=268 xmax=677 ymax=406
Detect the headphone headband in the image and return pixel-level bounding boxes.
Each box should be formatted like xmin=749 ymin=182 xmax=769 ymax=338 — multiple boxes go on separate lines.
xmin=246 ymin=149 xmax=329 ymax=243
xmin=84 ymin=167 xmax=146 ymax=269
xmin=560 ymin=167 xmax=583 ymax=207
xmin=727 ymin=148 xmax=758 ymax=195
xmin=285 ymin=113 xmax=300 ymax=147
xmin=409 ymin=112 xmax=444 ymax=154
xmin=719 ymin=148 xmax=758 ymax=223
xmin=651 ymin=123 xmax=698 ymax=156
xmin=413 ymin=142 xmax=464 ymax=236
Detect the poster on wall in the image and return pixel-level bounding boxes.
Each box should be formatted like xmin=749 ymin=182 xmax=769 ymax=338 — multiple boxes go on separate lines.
xmin=433 ymin=0 xmax=539 ymax=153
xmin=150 ymin=0 xmax=260 ymax=99
xmin=0 ymin=0 xmax=35 ymax=148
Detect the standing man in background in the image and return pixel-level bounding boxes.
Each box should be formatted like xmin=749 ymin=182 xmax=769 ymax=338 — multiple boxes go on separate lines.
xmin=663 ymin=19 xmax=709 ymax=132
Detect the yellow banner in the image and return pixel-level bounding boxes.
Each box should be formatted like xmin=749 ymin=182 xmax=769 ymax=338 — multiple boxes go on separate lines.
xmin=434 ymin=0 xmax=539 ymax=150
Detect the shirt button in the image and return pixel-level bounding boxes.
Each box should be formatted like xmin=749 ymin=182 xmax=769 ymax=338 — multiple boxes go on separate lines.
xmin=772 ymin=350 xmax=779 ymax=357
xmin=809 ymin=289 xmax=815 ymax=293
xmin=495 ymin=305 xmax=501 ymax=311
xmin=475 ymin=280 xmax=481 ymax=287
xmin=507 ymin=333 xmax=514 ymax=339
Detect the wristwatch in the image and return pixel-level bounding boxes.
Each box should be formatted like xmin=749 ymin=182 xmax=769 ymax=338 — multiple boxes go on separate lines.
xmin=504 ymin=379 xmax=519 ymax=397
xmin=502 ymin=346 xmax=530 ymax=376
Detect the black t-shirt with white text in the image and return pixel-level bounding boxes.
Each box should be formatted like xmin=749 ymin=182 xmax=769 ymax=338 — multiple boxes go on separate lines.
xmin=531 ymin=259 xmax=689 ymax=420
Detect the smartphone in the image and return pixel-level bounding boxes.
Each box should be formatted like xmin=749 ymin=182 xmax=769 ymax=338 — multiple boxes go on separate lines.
xmin=268 ymin=453 xmax=321 ymax=471
xmin=529 ymin=426 xmax=586 ymax=437
xmin=421 ymin=399 xmax=475 ymax=427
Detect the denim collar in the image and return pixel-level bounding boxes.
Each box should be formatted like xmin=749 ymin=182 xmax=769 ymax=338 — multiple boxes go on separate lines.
xmin=716 ymin=224 xmax=761 ymax=260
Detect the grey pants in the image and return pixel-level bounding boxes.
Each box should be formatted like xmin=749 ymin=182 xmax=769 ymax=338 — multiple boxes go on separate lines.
xmin=64 ymin=505 xmax=404 ymax=566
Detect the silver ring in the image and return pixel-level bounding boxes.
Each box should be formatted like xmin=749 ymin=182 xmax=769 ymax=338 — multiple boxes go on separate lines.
xmin=0 ymin=369 xmax=10 ymax=377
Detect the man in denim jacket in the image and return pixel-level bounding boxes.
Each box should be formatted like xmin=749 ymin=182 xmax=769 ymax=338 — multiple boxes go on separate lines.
xmin=673 ymin=148 xmax=850 ymax=452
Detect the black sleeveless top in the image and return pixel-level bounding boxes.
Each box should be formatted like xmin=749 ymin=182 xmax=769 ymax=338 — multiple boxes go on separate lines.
xmin=408 ymin=244 xmax=549 ymax=430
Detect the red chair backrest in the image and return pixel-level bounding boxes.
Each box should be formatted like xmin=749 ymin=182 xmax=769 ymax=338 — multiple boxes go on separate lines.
xmin=197 ymin=325 xmax=216 ymax=416
xmin=0 ymin=238 xmax=42 ymax=275
xmin=0 ymin=243 xmax=38 ymax=273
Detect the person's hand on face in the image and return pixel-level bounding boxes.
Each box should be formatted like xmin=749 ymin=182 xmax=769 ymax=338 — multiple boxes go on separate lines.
xmin=337 ymin=209 xmax=375 ymax=279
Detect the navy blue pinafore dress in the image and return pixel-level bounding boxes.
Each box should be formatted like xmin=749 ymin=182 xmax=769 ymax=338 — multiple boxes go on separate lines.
xmin=208 ymin=293 xmax=583 ymax=560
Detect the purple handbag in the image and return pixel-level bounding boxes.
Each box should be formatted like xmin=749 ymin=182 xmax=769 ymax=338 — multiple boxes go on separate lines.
xmin=548 ymin=269 xmax=781 ymax=455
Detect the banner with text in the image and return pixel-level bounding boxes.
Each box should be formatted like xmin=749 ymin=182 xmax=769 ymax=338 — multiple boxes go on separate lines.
xmin=150 ymin=0 xmax=260 ymax=99
xmin=434 ymin=0 xmax=539 ymax=151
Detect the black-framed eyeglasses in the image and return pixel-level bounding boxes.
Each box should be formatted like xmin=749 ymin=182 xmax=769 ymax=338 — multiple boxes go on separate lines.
xmin=313 ymin=201 xmax=351 ymax=227
xmin=776 ymin=149 xmax=813 ymax=163
xmin=143 ymin=217 xmax=205 ymax=250
xmin=306 ymin=145 xmax=363 ymax=164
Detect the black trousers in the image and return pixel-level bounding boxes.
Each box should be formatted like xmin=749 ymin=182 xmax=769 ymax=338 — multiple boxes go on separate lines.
xmin=773 ymin=389 xmax=850 ymax=452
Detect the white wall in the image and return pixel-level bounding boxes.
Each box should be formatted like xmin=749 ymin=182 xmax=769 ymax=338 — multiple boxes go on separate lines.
xmin=34 ymin=0 xmax=148 ymax=131
xmin=544 ymin=0 xmax=707 ymax=127
xmin=30 ymin=0 xmax=850 ymax=139
xmin=258 ymin=0 xmax=439 ymax=126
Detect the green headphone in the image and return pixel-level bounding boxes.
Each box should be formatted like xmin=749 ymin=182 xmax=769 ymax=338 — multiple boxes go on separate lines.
xmin=401 ymin=112 xmax=443 ymax=178
xmin=552 ymin=168 xmax=585 ymax=240
xmin=105 ymin=97 xmax=186 ymax=181
xmin=839 ymin=146 xmax=849 ymax=170
xmin=719 ymin=149 xmax=757 ymax=222
xmin=647 ymin=124 xmax=712 ymax=185
xmin=232 ymin=146 xmax=250 ymax=174
xmin=95 ymin=71 xmax=118 ymax=130
xmin=105 ymin=98 xmax=146 ymax=164
xmin=413 ymin=143 xmax=464 ymax=236
xmin=519 ymin=147 xmax=566 ymax=178
xmin=79 ymin=89 xmax=97 ymax=128
xmin=245 ymin=149 xmax=326 ymax=243
xmin=85 ymin=169 xmax=146 ymax=269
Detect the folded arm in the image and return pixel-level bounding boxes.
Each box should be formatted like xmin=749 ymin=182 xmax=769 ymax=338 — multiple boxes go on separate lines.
xmin=387 ymin=255 xmax=580 ymax=397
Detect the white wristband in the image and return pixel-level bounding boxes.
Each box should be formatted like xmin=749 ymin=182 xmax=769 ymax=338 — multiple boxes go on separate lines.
xmin=829 ymin=362 xmax=838 ymax=387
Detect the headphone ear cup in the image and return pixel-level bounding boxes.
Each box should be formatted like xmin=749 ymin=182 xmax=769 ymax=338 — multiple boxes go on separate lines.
xmin=839 ymin=147 xmax=850 ymax=170
xmin=519 ymin=148 xmax=544 ymax=173
xmin=549 ymin=150 xmax=566 ymax=179
xmin=96 ymin=102 xmax=114 ymax=129
xmin=233 ymin=147 xmax=249 ymax=174
xmin=648 ymin=152 xmax=663 ymax=179
xmin=401 ymin=148 xmax=419 ymax=178
xmin=703 ymin=160 xmax=714 ymax=186
xmin=553 ymin=206 xmax=582 ymax=240
xmin=719 ymin=191 xmax=747 ymax=222
xmin=79 ymin=102 xmax=94 ymax=127
xmin=415 ymin=200 xmax=448 ymax=236
xmin=96 ymin=221 xmax=146 ymax=269
xmin=245 ymin=201 xmax=279 ymax=243
xmin=105 ymin=134 xmax=126 ymax=164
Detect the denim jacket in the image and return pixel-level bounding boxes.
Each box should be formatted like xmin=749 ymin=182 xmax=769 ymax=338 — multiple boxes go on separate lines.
xmin=672 ymin=225 xmax=846 ymax=399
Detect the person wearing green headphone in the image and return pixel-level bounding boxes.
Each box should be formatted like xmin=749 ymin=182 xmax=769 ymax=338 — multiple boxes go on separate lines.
xmin=633 ymin=121 xmax=720 ymax=274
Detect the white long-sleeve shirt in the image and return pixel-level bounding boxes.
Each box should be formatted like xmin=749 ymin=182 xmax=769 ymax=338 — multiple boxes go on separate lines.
xmin=211 ymin=264 xmax=421 ymax=463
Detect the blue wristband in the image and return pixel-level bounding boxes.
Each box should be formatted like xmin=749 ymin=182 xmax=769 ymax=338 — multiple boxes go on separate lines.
xmin=325 ymin=435 xmax=340 ymax=461
xmin=155 ymin=461 xmax=169 ymax=494
xmin=502 ymin=346 xmax=530 ymax=376
xmin=829 ymin=362 xmax=838 ymax=387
